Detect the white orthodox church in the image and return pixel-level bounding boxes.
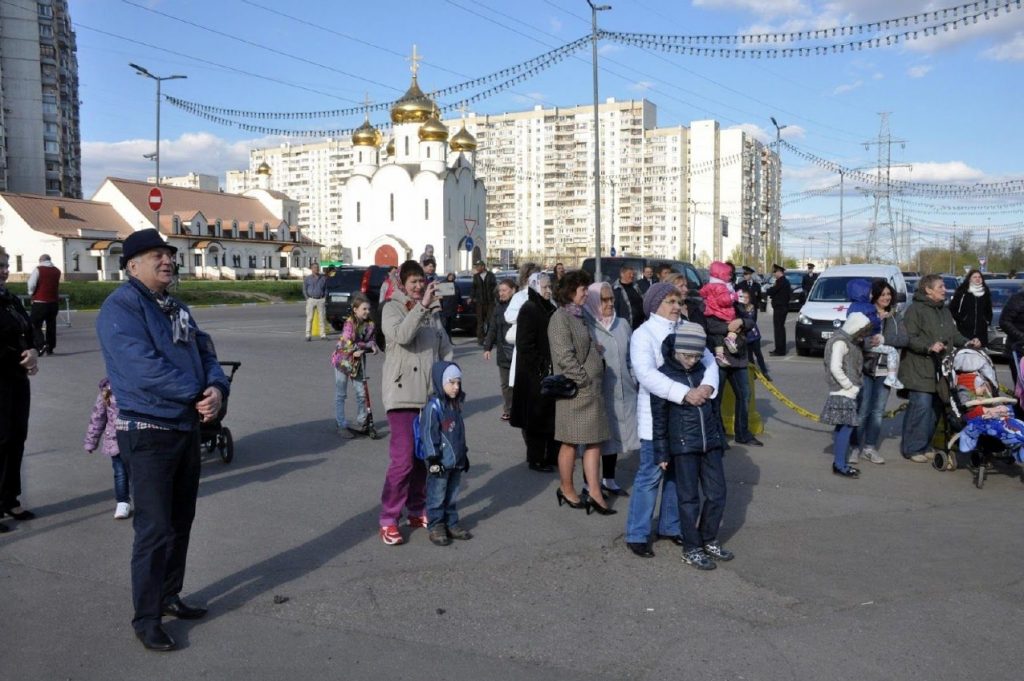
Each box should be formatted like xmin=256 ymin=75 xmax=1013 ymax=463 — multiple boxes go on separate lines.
xmin=344 ymin=62 xmax=487 ymax=273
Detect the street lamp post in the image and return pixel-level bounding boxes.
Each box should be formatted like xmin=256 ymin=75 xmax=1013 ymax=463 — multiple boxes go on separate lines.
xmin=588 ymin=1 xmax=611 ymax=282
xmin=129 ymin=63 xmax=186 ymax=266
xmin=769 ymin=117 xmax=787 ymax=271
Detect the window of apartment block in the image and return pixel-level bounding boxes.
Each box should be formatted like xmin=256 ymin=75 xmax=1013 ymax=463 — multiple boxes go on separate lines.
xmin=39 ymin=24 xmax=53 ymax=38
xmin=38 ymin=3 xmax=53 ymax=18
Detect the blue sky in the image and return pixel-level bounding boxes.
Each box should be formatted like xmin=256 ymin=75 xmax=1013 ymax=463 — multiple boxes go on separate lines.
xmin=74 ymin=0 xmax=1024 ymax=260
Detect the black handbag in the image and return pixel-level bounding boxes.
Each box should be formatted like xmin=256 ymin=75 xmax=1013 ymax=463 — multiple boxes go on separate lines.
xmin=540 ymin=374 xmax=578 ymax=399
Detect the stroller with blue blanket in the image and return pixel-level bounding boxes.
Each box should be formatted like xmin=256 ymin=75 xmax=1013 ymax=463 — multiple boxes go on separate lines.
xmin=932 ymin=349 xmax=1024 ymax=488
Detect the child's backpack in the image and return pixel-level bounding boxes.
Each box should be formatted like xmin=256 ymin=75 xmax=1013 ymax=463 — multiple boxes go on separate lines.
xmin=412 ymin=397 xmax=442 ymax=461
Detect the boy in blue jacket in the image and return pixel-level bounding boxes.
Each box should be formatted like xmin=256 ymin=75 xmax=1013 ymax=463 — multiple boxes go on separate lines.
xmin=846 ymin=278 xmax=903 ymax=389
xmin=651 ymin=324 xmax=734 ymax=571
xmin=420 ymin=361 xmax=472 ymax=546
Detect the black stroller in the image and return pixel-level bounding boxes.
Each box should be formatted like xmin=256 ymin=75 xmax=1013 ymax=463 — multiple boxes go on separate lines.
xmin=200 ymin=361 xmax=241 ymax=463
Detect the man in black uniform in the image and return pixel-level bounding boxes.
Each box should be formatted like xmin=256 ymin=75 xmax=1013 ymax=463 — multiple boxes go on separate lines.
xmin=736 ymin=266 xmax=762 ymax=311
xmin=765 ymin=264 xmax=792 ymax=356
xmin=801 ymin=263 xmax=818 ymax=299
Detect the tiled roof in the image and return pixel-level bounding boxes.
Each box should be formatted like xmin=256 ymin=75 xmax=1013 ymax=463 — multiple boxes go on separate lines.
xmin=104 ymin=178 xmax=284 ymax=231
xmin=0 ymin=192 xmax=134 ymax=238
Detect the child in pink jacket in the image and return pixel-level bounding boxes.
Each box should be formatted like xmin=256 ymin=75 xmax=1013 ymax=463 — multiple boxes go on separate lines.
xmin=83 ymin=378 xmax=131 ymax=519
xmin=700 ymin=261 xmax=741 ymax=360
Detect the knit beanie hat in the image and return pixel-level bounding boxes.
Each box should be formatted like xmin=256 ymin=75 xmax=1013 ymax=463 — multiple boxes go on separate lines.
xmin=643 ymin=282 xmax=678 ymax=318
xmin=673 ymin=322 xmax=707 ymax=354
xmin=842 ymin=311 xmax=872 ymax=336
xmin=442 ymin=364 xmax=463 ymax=384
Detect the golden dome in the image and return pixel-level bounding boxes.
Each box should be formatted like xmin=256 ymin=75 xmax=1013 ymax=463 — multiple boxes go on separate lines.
xmin=418 ymin=115 xmax=448 ymax=142
xmin=450 ymin=125 xmax=477 ymax=152
xmin=352 ymin=118 xmax=382 ymax=147
xmin=385 ymin=137 xmax=395 ymax=156
xmin=256 ymin=161 xmax=271 ymax=175
xmin=390 ymin=76 xmax=436 ymax=124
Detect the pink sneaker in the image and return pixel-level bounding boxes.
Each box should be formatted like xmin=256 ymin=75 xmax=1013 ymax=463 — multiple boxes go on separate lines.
xmin=379 ymin=525 xmax=404 ymax=545
xmin=407 ymin=514 xmax=429 ymax=528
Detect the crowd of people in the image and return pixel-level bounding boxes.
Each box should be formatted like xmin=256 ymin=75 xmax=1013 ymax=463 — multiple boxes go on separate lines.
xmin=8 ymin=236 xmax=1024 ymax=651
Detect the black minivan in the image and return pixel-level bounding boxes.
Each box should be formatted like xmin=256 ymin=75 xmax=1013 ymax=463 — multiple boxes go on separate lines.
xmin=580 ymin=257 xmax=704 ymax=290
xmin=325 ymin=266 xmax=390 ymax=347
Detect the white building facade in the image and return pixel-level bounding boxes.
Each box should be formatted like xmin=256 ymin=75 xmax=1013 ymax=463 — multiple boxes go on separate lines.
xmin=147 ymin=172 xmax=220 ymax=192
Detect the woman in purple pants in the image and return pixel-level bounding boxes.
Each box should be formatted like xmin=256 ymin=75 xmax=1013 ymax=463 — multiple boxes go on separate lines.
xmin=378 ymin=260 xmax=453 ymax=545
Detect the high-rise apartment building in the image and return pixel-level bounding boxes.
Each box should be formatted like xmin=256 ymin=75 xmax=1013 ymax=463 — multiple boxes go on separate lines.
xmin=0 ymin=0 xmax=81 ymax=197
xmin=229 ymin=98 xmax=780 ymax=266
xmin=147 ymin=172 xmax=219 ymax=192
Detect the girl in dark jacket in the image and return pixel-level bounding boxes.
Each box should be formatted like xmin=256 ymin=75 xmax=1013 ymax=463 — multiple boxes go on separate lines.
xmin=510 ymin=273 xmax=559 ymax=472
xmin=951 ymin=269 xmax=992 ymax=347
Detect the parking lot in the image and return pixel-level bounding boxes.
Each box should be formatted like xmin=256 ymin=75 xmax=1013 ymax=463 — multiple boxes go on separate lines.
xmin=3 ymin=303 xmax=1023 ymax=681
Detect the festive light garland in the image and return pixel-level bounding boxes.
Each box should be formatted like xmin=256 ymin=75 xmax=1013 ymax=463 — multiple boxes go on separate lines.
xmin=163 ymin=36 xmax=589 ymax=122
xmin=781 ymin=140 xmax=1024 ymax=197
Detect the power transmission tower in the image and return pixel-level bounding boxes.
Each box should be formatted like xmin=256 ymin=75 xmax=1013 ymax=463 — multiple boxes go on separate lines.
xmin=861 ymin=113 xmax=910 ymax=263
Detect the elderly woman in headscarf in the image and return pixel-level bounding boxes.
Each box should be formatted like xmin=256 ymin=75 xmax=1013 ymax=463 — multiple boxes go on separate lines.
xmin=510 ymin=271 xmax=559 ymax=472
xmin=582 ymin=281 xmax=639 ymax=496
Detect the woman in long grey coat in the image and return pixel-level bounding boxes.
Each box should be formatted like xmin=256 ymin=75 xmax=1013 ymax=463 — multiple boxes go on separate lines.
xmin=548 ymin=270 xmax=614 ymax=515
xmin=583 ymin=282 xmax=639 ymax=497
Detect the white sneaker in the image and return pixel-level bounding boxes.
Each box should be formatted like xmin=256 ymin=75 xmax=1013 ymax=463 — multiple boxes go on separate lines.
xmin=883 ymin=375 xmax=904 ymax=390
xmin=847 ymin=449 xmax=860 ymax=465
xmin=861 ymin=447 xmax=885 ymax=464
xmin=114 ymin=502 xmax=131 ymax=519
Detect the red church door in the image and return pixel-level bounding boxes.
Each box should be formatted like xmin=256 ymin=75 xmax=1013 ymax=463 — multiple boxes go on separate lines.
xmin=374 ymin=245 xmax=399 ymax=267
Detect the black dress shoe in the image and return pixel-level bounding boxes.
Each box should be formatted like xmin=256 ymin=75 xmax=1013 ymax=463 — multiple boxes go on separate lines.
xmin=3 ymin=506 xmax=35 ymax=520
xmin=656 ymin=534 xmax=685 ymax=547
xmin=737 ymin=436 xmax=764 ymax=447
xmin=528 ymin=462 xmax=554 ymax=473
xmin=135 ymin=625 xmax=176 ymax=652
xmin=627 ymin=542 xmax=655 ymax=558
xmin=162 ymin=595 xmax=208 ymax=619
xmin=0 ymin=521 xmax=9 ymax=533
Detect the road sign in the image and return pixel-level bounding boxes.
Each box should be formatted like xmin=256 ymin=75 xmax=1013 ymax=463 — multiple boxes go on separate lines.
xmin=610 ymin=247 xmax=617 ymax=256
xmin=979 ymin=256 xmax=987 ymax=266
xmin=148 ymin=187 xmax=163 ymax=212
xmin=464 ymin=237 xmax=474 ymax=252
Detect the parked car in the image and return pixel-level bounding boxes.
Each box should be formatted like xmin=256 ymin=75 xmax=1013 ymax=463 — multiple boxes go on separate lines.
xmin=324 ymin=265 xmax=390 ymax=348
xmin=939 ymin=274 xmax=959 ymax=302
xmin=795 ymin=264 xmax=908 ymax=356
xmin=904 ymin=276 xmax=920 ymax=296
xmin=448 ymin=276 xmax=477 ymax=334
xmin=988 ymin=279 xmax=1024 ymax=358
xmin=784 ymin=269 xmax=808 ymax=312
xmin=982 ymin=272 xmax=1008 ymax=281
xmin=581 ymin=257 xmax=703 ymax=291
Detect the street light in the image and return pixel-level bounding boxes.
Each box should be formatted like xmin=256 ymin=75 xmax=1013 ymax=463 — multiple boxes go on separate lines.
xmin=588 ymin=1 xmax=611 ymax=282
xmin=129 ymin=63 xmax=186 ymax=188
xmin=768 ymin=117 xmax=787 ymax=271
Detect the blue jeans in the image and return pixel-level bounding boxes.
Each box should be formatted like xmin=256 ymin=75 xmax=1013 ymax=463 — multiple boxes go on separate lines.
xmin=900 ymin=390 xmax=942 ymax=457
xmin=672 ymin=447 xmax=727 ymax=551
xmin=624 ymin=440 xmax=680 ymax=543
xmin=715 ymin=365 xmax=752 ymax=442
xmin=833 ymin=424 xmax=854 ymax=469
xmin=111 ymin=454 xmax=130 ymax=503
xmin=857 ymin=375 xmax=890 ymax=449
xmin=334 ymin=369 xmax=367 ymax=430
xmin=425 ymin=470 xmax=463 ymax=530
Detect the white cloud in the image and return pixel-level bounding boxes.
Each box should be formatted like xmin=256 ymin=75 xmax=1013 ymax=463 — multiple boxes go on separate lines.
xmin=727 ymin=122 xmax=806 ymax=143
xmin=872 ymin=72 xmax=884 ymax=80
xmin=629 ymin=80 xmax=655 ymax=92
xmin=510 ymin=91 xmax=546 ymax=105
xmin=81 ymin=132 xmax=283 ymax=198
xmin=906 ymin=64 xmax=932 ymax=78
xmin=832 ymin=79 xmax=863 ymax=95
xmin=549 ymin=16 xmax=563 ymax=33
xmin=983 ymin=31 xmax=1024 ymax=61
xmin=888 ymin=161 xmax=986 ymax=183
xmin=598 ymin=43 xmax=623 ymax=55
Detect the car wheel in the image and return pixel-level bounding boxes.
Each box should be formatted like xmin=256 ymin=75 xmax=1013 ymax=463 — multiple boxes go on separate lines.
xmin=796 ymin=345 xmax=810 ymax=357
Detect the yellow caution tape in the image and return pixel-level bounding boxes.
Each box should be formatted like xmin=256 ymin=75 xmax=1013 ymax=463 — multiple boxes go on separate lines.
xmin=750 ymin=369 xmax=909 ymax=422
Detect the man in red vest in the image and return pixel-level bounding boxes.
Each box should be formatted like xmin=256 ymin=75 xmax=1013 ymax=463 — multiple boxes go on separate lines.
xmin=27 ymin=254 xmax=61 ymax=355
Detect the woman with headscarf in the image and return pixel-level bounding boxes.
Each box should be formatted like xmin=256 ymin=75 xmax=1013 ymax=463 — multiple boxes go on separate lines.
xmin=548 ymin=270 xmax=614 ymax=515
xmin=950 ymin=269 xmax=992 ymax=347
xmin=504 ymin=262 xmax=541 ymax=388
xmin=510 ymin=272 xmax=559 ymax=472
xmin=582 ymin=282 xmax=639 ymax=496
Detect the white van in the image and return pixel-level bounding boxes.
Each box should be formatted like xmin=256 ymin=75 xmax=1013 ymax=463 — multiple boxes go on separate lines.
xmin=795 ymin=264 xmax=908 ymax=356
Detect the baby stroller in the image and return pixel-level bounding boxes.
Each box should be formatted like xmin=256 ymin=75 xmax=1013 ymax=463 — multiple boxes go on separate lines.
xmin=932 ymin=349 xmax=1024 ymax=488
xmin=200 ymin=361 xmax=241 ymax=463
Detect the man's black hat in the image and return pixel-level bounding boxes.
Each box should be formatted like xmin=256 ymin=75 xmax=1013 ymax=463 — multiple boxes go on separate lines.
xmin=121 ymin=229 xmax=177 ymax=269
xmin=772 ymin=263 xmax=785 ymax=273
xmin=742 ymin=266 xmax=755 ymax=275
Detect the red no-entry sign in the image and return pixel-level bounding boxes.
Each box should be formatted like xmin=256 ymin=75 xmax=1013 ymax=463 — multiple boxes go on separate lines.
xmin=148 ymin=187 xmax=163 ymax=212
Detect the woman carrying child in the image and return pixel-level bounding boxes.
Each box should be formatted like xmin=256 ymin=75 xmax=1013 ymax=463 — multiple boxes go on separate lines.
xmin=820 ymin=312 xmax=874 ymax=478
xmin=83 ymin=378 xmax=131 ymax=519
xmin=332 ymin=293 xmax=379 ymax=439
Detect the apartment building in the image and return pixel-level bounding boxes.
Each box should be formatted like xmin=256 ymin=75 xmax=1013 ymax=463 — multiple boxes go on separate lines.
xmin=0 ymin=0 xmax=81 ymax=197
xmin=147 ymin=172 xmax=219 ymax=192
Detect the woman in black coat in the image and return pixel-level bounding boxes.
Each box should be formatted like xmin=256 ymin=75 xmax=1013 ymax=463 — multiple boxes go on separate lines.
xmin=950 ymin=269 xmax=993 ymax=347
xmin=510 ymin=273 xmax=559 ymax=472
xmin=0 ymin=247 xmax=40 ymax=532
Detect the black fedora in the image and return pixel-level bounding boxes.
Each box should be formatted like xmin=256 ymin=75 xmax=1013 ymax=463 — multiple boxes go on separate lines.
xmin=121 ymin=229 xmax=177 ymax=269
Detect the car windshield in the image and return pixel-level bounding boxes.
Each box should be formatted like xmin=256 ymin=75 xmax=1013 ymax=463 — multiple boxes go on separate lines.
xmin=785 ymin=272 xmax=804 ymax=288
xmin=942 ymin=276 xmax=958 ymax=290
xmin=989 ymin=283 xmax=1024 ymax=307
xmin=808 ymin=276 xmax=864 ymax=303
xmin=326 ymin=269 xmax=365 ymax=289
xmin=905 ymin=278 xmax=919 ymax=294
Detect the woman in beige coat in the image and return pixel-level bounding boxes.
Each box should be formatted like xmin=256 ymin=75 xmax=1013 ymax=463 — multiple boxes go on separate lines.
xmin=548 ymin=270 xmax=613 ymax=515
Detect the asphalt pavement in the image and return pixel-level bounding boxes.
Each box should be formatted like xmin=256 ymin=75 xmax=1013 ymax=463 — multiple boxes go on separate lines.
xmin=3 ymin=303 xmax=1024 ymax=680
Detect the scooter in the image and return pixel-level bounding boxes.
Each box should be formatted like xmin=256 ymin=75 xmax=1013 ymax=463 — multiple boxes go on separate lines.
xmin=348 ymin=352 xmax=380 ymax=440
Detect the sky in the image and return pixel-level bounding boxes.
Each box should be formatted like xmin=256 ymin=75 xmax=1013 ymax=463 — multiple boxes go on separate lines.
xmin=72 ymin=0 xmax=1024 ymax=261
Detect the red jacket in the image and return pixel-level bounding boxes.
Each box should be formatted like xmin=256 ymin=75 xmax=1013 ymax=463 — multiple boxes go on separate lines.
xmin=31 ymin=264 xmax=61 ymax=303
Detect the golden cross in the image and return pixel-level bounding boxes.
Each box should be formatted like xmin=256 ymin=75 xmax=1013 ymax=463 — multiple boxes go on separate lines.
xmin=459 ymin=103 xmax=468 ymax=120
xmin=408 ymin=44 xmax=422 ymax=77
xmin=362 ymin=92 xmax=372 ymax=120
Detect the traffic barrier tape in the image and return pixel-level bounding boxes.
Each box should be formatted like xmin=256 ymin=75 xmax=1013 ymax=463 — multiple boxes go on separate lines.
xmin=750 ymin=369 xmax=908 ymax=422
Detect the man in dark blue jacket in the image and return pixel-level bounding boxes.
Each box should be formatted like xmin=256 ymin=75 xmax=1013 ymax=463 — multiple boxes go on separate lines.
xmin=97 ymin=229 xmax=230 ymax=652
